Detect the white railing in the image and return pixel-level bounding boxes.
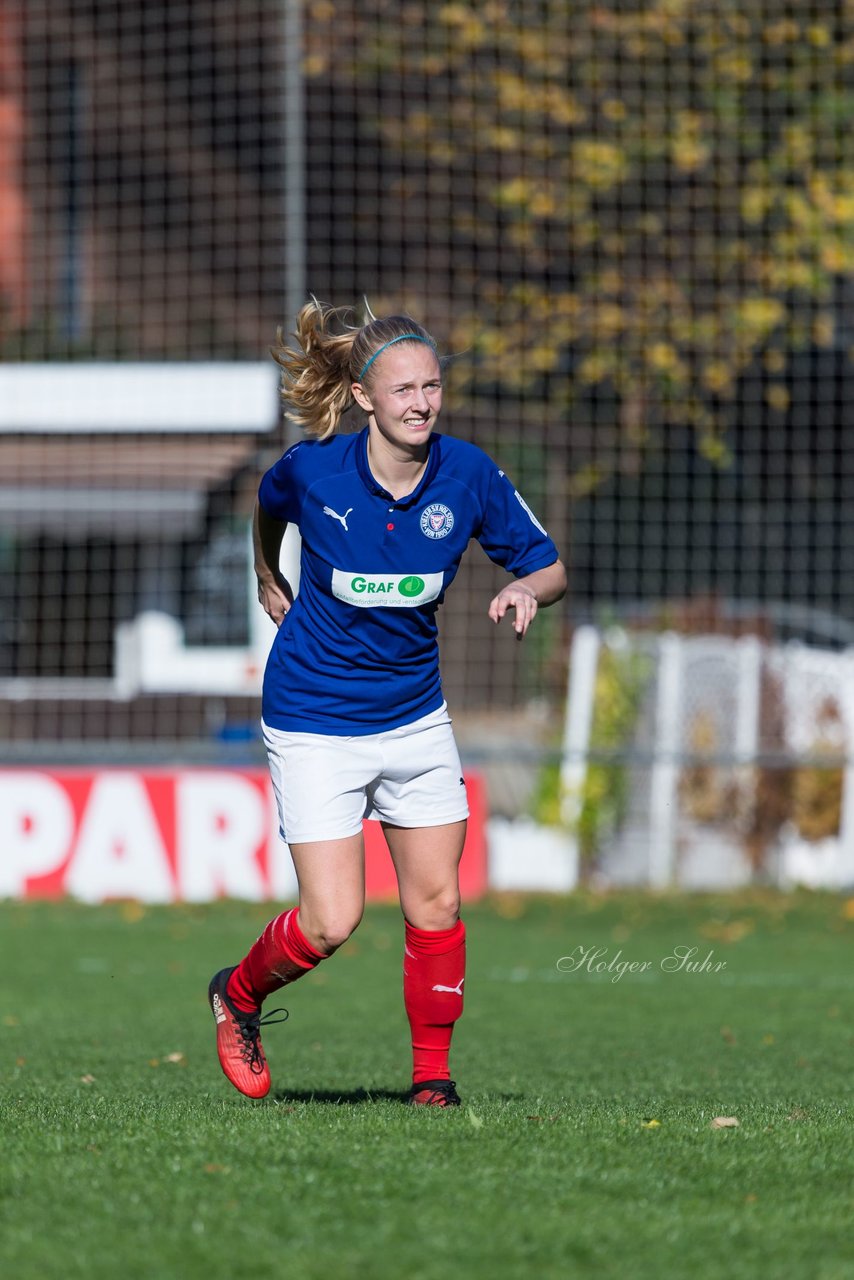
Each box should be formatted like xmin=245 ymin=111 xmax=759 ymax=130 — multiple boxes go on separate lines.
xmin=559 ymin=626 xmax=854 ymax=891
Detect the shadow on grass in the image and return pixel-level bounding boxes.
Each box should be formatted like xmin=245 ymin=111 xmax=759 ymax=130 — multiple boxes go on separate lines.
xmin=271 ymin=1087 xmax=408 ymax=1105
xmin=268 ymin=1087 xmax=526 ymax=1105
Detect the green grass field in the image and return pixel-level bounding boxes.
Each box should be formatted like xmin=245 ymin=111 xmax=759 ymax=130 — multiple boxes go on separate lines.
xmin=2 ymin=889 xmax=853 ymax=1280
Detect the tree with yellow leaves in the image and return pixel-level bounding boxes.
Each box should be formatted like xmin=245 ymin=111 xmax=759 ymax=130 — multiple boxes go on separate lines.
xmin=304 ymin=1 xmax=854 ymax=472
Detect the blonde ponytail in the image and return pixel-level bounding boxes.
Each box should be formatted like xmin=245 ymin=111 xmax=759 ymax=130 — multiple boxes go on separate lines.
xmin=271 ymin=300 xmax=357 ymax=440
xmin=272 ymin=300 xmax=438 ymax=439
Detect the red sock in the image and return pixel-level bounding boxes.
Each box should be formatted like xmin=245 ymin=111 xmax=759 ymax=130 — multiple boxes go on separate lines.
xmin=403 ymin=919 xmax=466 ymax=1085
xmin=227 ymin=908 xmax=325 ymax=1012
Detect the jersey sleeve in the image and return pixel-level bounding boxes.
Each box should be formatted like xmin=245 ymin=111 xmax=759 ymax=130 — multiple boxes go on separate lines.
xmin=257 ymin=442 xmax=306 ymax=525
xmin=476 ymin=464 xmax=560 ymax=577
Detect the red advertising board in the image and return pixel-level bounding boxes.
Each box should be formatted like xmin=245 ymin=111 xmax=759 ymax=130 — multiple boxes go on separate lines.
xmin=0 ymin=768 xmax=487 ymax=903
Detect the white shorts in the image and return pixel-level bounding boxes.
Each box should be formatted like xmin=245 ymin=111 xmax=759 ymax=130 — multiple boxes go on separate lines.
xmin=261 ymin=703 xmax=470 ymax=844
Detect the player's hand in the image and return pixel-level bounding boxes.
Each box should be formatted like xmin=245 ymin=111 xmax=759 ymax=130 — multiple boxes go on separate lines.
xmin=257 ymin=571 xmax=293 ymax=626
xmin=488 ymin=582 xmax=538 ymax=640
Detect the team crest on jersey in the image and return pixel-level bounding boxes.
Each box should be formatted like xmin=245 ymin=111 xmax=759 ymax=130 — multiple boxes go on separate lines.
xmin=420 ymin=503 xmax=455 ymax=540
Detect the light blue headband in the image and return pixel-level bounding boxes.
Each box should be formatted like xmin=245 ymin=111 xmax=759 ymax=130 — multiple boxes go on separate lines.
xmin=358 ymin=334 xmax=436 ymax=381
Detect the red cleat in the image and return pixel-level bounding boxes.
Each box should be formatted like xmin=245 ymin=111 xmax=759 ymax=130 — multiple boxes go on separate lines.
xmin=408 ymin=1079 xmax=461 ymax=1107
xmin=208 ymin=967 xmax=288 ymax=1099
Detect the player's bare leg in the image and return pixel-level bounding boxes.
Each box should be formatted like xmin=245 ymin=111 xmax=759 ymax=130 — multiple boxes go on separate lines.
xmin=287 ymin=833 xmax=366 ymax=955
xmin=384 ymin=820 xmax=467 ymax=1107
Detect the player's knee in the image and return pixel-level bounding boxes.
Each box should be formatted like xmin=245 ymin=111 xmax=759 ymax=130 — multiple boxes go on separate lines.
xmin=308 ymin=912 xmax=362 ymax=955
xmin=438 ymin=899 xmax=462 ymax=930
xmin=415 ymin=890 xmax=460 ymax=931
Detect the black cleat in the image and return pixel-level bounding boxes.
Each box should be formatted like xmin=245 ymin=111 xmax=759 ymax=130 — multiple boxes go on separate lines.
xmin=408 ymin=1078 xmax=462 ymax=1107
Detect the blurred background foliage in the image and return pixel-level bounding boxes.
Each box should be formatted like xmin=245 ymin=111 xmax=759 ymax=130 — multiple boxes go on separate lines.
xmin=305 ymin=0 xmax=854 ymax=473
xmin=529 ymin=639 xmax=651 ymax=858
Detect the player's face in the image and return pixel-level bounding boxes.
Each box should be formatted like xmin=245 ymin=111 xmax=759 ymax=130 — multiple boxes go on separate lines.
xmin=353 ymin=344 xmax=443 ymax=451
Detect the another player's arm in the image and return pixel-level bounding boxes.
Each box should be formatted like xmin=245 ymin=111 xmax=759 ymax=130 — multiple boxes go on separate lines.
xmin=488 ymin=559 xmax=567 ymax=639
xmin=253 ymin=500 xmax=294 ymax=626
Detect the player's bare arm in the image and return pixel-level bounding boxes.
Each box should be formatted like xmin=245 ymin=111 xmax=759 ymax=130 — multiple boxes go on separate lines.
xmin=488 ymin=558 xmax=568 ymax=638
xmin=252 ymin=500 xmax=293 ymax=625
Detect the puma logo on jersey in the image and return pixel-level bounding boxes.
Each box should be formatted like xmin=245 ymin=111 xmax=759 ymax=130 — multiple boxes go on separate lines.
xmin=212 ymin=992 xmax=226 ymax=1024
xmin=323 ymin=505 xmax=353 ymax=531
xmin=431 ymin=978 xmax=464 ymax=995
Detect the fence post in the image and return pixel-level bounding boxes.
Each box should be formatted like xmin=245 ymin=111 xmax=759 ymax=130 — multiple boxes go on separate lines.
xmin=735 ymin=635 xmax=762 ymax=764
xmin=649 ymin=631 xmax=683 ymax=888
xmin=837 ymin=648 xmax=854 ymax=886
xmin=560 ymin=625 xmax=601 ymax=867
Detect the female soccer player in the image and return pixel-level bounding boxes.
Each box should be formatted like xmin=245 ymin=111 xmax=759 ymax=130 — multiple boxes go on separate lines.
xmin=209 ymin=301 xmax=567 ymax=1106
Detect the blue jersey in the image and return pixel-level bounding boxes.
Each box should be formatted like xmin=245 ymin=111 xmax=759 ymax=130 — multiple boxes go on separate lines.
xmin=258 ymin=426 xmax=560 ymax=734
